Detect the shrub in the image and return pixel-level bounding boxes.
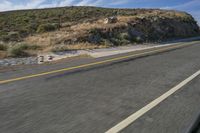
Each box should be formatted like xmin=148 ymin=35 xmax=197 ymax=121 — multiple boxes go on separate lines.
xmin=0 ymin=32 xmax=21 ymax=42
xmin=51 ymin=45 xmax=68 ymax=52
xmin=7 ymin=32 xmax=21 ymax=41
xmin=1 ymin=35 xmax=10 ymax=42
xmin=131 ymin=36 xmax=144 ymax=43
xmin=36 ymin=23 xmax=59 ymax=33
xmin=89 ymin=28 xmax=101 ymax=34
xmin=19 ymin=29 xmax=29 ymax=37
xmin=8 ymin=44 xmax=28 ymax=57
xmin=118 ymin=33 xmax=130 ymax=40
xmin=110 ymin=37 xmax=130 ymax=46
xmin=100 ymin=39 xmax=112 ymax=46
xmin=7 ymin=43 xmax=39 ymax=57
xmin=0 ymin=44 xmax=7 ymax=51
xmin=28 ymin=45 xmax=41 ymax=50
xmin=110 ymin=38 xmax=121 ymax=46
xmin=108 ymin=33 xmax=131 ymax=46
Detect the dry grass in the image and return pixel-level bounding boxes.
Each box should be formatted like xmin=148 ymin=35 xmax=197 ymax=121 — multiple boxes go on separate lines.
xmin=23 ymin=16 xmax=129 ymax=54
xmin=50 ymin=43 xmax=108 ymax=52
xmin=25 ymin=16 xmax=130 ymax=46
xmin=21 ymin=15 xmax=167 ymax=53
xmin=0 ymin=44 xmax=8 ymax=51
xmin=1 ymin=10 xmax=196 ymax=58
xmin=0 ymin=51 xmax=7 ymax=59
xmin=61 ymin=43 xmax=108 ymax=50
xmin=25 ymin=27 xmax=88 ymax=46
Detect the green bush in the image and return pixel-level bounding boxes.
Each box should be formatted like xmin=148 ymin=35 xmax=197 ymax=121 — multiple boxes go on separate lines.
xmin=28 ymin=45 xmax=41 ymax=50
xmin=108 ymin=33 xmax=131 ymax=46
xmin=0 ymin=35 xmax=10 ymax=42
xmin=0 ymin=32 xmax=20 ymax=42
xmin=51 ymin=45 xmax=68 ymax=52
xmin=0 ymin=7 xmax=198 ymax=42
xmin=117 ymin=33 xmax=130 ymax=40
xmin=110 ymin=37 xmax=130 ymax=46
xmin=132 ymin=36 xmax=143 ymax=43
xmin=19 ymin=29 xmax=29 ymax=37
xmin=6 ymin=32 xmax=21 ymax=42
xmin=100 ymin=39 xmax=112 ymax=46
xmin=7 ymin=43 xmax=39 ymax=57
xmin=37 ymin=23 xmax=59 ymax=33
xmin=8 ymin=44 xmax=28 ymax=57
xmin=89 ymin=28 xmax=101 ymax=35
xmin=0 ymin=44 xmax=7 ymax=51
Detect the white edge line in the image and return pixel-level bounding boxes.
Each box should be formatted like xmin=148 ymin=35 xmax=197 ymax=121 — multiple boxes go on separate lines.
xmin=91 ymin=41 xmax=199 ymax=58
xmin=105 ymin=69 xmax=200 ymax=133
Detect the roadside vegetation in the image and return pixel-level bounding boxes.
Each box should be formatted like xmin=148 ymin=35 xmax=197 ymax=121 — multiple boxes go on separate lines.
xmin=0 ymin=44 xmax=7 ymax=51
xmin=0 ymin=6 xmax=199 ymax=58
xmin=0 ymin=43 xmax=41 ymax=58
xmin=0 ymin=6 xmax=197 ymax=42
xmin=0 ymin=6 xmax=134 ymax=41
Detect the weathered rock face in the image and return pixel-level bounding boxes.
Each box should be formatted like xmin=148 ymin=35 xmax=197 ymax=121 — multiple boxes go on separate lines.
xmin=129 ymin=15 xmax=200 ymax=42
xmin=1 ymin=8 xmax=199 ymax=60
xmin=39 ymin=11 xmax=199 ymax=47
xmin=86 ymin=12 xmax=200 ymax=45
xmin=104 ymin=16 xmax=118 ymax=24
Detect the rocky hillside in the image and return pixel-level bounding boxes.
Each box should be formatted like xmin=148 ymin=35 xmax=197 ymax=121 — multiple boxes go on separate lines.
xmin=0 ymin=7 xmax=199 ymax=58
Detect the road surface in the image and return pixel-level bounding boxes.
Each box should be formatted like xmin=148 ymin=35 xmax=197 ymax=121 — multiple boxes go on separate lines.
xmin=0 ymin=42 xmax=200 ymax=133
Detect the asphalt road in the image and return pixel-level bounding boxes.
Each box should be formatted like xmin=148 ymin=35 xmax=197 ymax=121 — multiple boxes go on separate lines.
xmin=0 ymin=42 xmax=200 ymax=133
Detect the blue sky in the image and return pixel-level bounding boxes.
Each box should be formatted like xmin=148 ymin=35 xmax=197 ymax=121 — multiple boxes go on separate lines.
xmin=0 ymin=0 xmax=200 ymax=24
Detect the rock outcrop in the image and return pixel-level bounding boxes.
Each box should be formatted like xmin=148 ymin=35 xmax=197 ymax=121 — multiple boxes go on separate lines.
xmin=1 ymin=7 xmax=199 ymax=58
xmin=87 ymin=12 xmax=200 ymax=45
xmin=59 ymin=10 xmax=200 ymax=46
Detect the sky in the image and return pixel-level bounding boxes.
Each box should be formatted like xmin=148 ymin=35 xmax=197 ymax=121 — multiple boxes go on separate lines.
xmin=0 ymin=0 xmax=199 ymax=24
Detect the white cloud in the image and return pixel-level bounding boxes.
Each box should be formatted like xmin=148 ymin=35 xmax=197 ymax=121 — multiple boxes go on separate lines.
xmin=162 ymin=0 xmax=200 ymax=24
xmin=76 ymin=0 xmax=93 ymax=6
xmin=0 ymin=0 xmax=131 ymax=12
xmin=59 ymin=0 xmax=77 ymax=6
xmin=0 ymin=0 xmax=199 ymax=24
xmin=108 ymin=0 xmax=130 ymax=6
xmin=168 ymin=0 xmax=200 ymax=10
xmin=189 ymin=11 xmax=200 ymax=25
xmin=0 ymin=0 xmax=46 ymax=11
xmin=76 ymin=0 xmax=130 ymax=7
xmin=0 ymin=0 xmax=12 ymax=11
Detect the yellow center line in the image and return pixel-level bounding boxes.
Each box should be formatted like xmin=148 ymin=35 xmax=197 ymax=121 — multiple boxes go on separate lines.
xmin=0 ymin=42 xmax=197 ymax=84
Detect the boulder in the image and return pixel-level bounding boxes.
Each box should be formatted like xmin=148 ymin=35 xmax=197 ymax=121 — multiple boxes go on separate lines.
xmin=104 ymin=16 xmax=118 ymax=24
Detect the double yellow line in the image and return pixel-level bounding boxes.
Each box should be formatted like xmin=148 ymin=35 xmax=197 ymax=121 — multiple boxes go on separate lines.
xmin=0 ymin=42 xmax=197 ymax=85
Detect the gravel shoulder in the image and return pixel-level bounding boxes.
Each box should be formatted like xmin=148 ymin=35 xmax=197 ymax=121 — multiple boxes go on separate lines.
xmin=0 ymin=37 xmax=200 ymax=67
